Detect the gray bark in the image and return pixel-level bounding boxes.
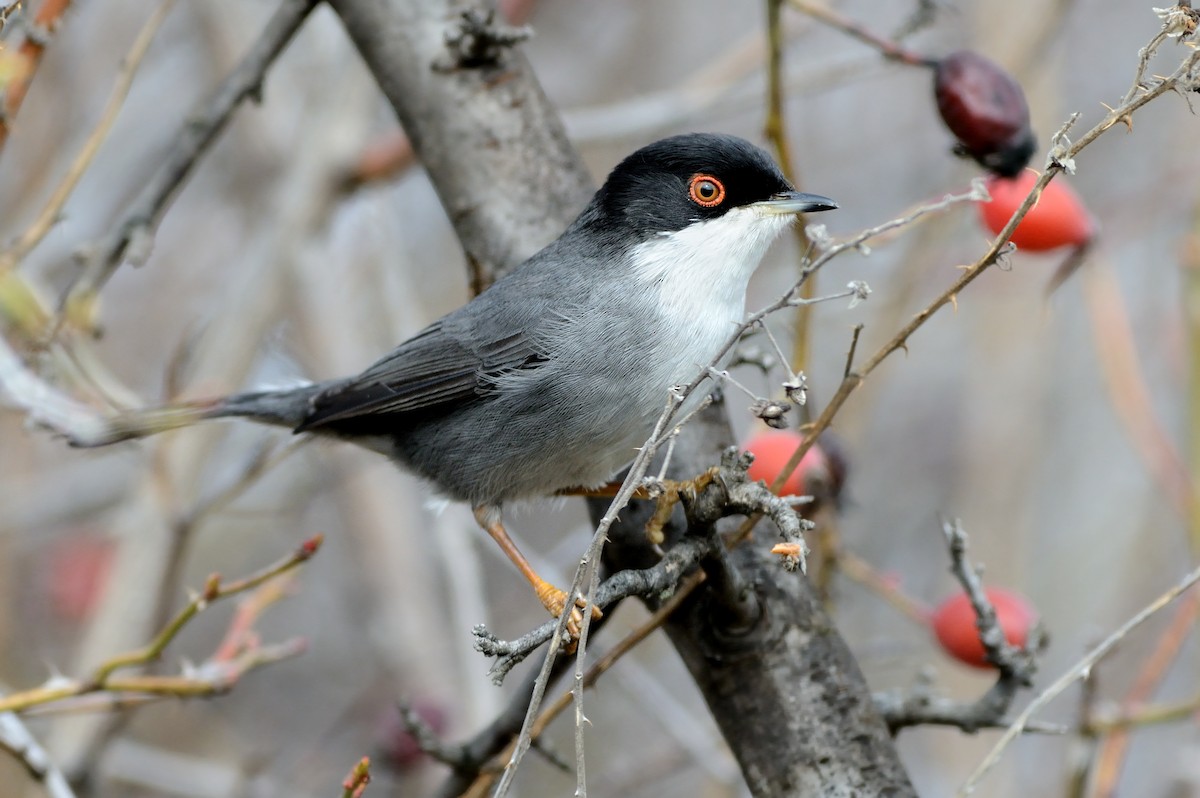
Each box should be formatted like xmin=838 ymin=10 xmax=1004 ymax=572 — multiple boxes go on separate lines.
xmin=326 ymin=0 xmax=917 ymax=794
xmin=327 ymin=0 xmax=593 ymax=276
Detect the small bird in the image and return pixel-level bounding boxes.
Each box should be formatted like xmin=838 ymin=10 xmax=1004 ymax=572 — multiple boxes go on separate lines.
xmin=101 ymin=133 xmax=837 ymax=629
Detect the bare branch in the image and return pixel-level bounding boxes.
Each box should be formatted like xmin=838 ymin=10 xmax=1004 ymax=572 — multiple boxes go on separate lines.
xmin=0 ymin=535 xmax=320 ymax=715
xmin=60 ymin=0 xmax=319 ymax=320
xmin=0 ymin=0 xmax=178 ymax=283
xmin=0 ymin=712 xmax=77 ymax=798
xmin=959 ymin=561 xmax=1200 ymax=794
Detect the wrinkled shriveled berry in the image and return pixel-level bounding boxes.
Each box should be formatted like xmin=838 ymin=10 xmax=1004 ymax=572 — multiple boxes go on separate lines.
xmin=934 ymin=50 xmax=1036 ymax=177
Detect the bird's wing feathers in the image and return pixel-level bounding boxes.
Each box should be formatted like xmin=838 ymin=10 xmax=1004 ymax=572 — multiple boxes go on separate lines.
xmin=295 ymin=318 xmax=545 ymax=432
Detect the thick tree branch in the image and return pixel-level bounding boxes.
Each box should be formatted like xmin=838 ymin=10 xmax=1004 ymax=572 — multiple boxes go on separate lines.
xmin=595 ymin=403 xmax=917 ymax=797
xmin=326 ymin=0 xmax=593 ymax=282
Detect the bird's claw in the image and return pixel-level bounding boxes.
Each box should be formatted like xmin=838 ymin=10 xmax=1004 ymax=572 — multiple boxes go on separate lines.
xmin=536 ymin=583 xmax=601 ymax=645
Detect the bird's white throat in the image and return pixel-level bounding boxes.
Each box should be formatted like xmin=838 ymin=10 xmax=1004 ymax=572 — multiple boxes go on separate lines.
xmin=628 ymin=204 xmax=795 ymax=382
xmin=630 ymin=204 xmax=794 ymax=324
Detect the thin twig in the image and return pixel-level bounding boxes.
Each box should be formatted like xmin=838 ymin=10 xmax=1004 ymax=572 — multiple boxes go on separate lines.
xmin=942 ymin=519 xmax=1040 ymax=680
xmin=60 ymin=0 xmax=320 ymax=325
xmin=764 ymin=0 xmax=818 ymax=377
xmin=0 ymin=0 xmax=177 ymax=279
xmin=838 ymin=550 xmax=930 ymax=625
xmin=462 ymin=572 xmax=704 ymax=797
xmin=0 ymin=712 xmax=77 ymax=798
xmin=959 ymin=562 xmax=1200 ymax=795
xmin=1087 ymin=589 xmax=1200 ymax=797
xmin=787 ymin=0 xmax=935 ymax=67
xmin=0 ymin=535 xmax=320 ymax=714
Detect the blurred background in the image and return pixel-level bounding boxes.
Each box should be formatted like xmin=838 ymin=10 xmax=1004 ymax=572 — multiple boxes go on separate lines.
xmin=2 ymin=0 xmax=1199 ymax=796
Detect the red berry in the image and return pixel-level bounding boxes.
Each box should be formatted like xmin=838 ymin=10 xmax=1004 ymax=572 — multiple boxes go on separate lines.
xmin=743 ymin=430 xmax=828 ymax=498
xmin=979 ymin=171 xmax=1095 ymax=251
xmin=45 ymin=536 xmax=115 ymax=622
xmin=934 ymin=50 xmax=1036 ymax=177
xmin=930 ymin=588 xmax=1037 ymax=669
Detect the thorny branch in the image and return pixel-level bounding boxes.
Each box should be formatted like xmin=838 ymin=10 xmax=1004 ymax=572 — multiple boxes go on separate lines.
xmin=787 ymin=0 xmax=935 ymax=68
xmin=491 ymin=19 xmax=1200 ymax=794
xmin=959 ymin=560 xmax=1200 ymax=795
xmin=0 ymin=535 xmax=320 ymax=716
xmin=428 ymin=571 xmax=704 ymax=798
xmin=875 ymin=520 xmax=1042 ymax=734
xmin=474 ymin=449 xmax=806 ymax=682
xmin=0 ymin=8 xmax=1195 ymax=796
xmin=474 ymin=539 xmax=707 ymax=683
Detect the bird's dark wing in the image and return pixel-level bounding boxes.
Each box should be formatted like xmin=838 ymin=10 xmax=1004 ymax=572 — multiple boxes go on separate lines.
xmin=295 ymin=318 xmax=544 ymax=432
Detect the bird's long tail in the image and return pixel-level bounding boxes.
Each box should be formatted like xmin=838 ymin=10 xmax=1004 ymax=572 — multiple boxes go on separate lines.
xmin=69 ymin=382 xmax=334 ymax=448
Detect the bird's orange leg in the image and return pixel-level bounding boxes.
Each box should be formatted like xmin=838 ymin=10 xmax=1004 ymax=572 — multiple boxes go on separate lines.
xmin=472 ymin=506 xmax=601 ymax=639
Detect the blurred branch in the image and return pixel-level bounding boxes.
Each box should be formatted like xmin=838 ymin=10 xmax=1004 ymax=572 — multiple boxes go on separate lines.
xmin=960 ymin=560 xmax=1200 ymax=795
xmin=764 ymin=0 xmax=817 ymax=377
xmin=1087 ymin=589 xmax=1200 ymax=797
xmin=0 ymin=535 xmax=320 ymax=715
xmin=1086 ymin=692 xmax=1200 ymax=735
xmin=1081 ymin=258 xmax=1191 ymax=519
xmin=0 ymin=712 xmax=77 ymax=798
xmin=0 ymin=0 xmax=178 ymax=283
xmin=61 ymin=0 xmax=319 ymax=330
xmin=839 ymin=550 xmax=932 ymax=624
xmin=0 ymin=0 xmax=73 ymax=155
xmin=787 ymin=0 xmax=935 ymax=67
xmin=875 ymin=678 xmax=1066 ymax=736
xmin=0 ymin=330 xmax=210 ymax=443
xmin=333 ymin=0 xmax=538 ymax=194
xmin=433 ymin=661 xmax=564 ymax=798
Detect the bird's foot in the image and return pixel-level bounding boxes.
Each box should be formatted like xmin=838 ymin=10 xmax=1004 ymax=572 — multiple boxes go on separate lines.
xmin=642 ymin=467 xmax=722 ymax=544
xmin=535 ymin=581 xmax=602 ymax=645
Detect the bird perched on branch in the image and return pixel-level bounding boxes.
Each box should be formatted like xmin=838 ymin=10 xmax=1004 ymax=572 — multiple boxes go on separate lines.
xmin=85 ymin=133 xmax=837 ymax=633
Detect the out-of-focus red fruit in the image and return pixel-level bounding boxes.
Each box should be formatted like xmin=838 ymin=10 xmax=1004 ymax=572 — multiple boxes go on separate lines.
xmin=377 ymin=701 xmax=449 ymax=769
xmin=743 ymin=430 xmax=829 ymax=498
xmin=979 ymin=171 xmax=1095 ymax=251
xmin=930 ymin=588 xmax=1037 ymax=669
xmin=934 ymin=50 xmax=1036 ymax=177
xmin=46 ymin=536 xmax=115 ymax=622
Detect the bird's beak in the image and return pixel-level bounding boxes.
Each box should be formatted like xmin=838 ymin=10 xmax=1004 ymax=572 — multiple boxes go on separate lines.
xmin=753 ymin=191 xmax=839 ymax=215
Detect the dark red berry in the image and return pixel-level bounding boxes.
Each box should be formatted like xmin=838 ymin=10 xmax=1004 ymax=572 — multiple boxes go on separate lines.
xmin=934 ymin=50 xmax=1036 ymax=177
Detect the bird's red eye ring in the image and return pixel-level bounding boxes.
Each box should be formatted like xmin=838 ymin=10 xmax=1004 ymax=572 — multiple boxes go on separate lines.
xmin=688 ymin=174 xmax=726 ymax=208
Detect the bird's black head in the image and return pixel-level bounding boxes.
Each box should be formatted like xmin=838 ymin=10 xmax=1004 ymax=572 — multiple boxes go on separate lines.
xmin=593 ymin=133 xmax=837 ymax=238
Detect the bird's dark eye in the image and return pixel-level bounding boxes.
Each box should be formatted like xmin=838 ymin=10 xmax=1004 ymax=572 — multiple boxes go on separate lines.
xmin=688 ymin=174 xmax=726 ymax=208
